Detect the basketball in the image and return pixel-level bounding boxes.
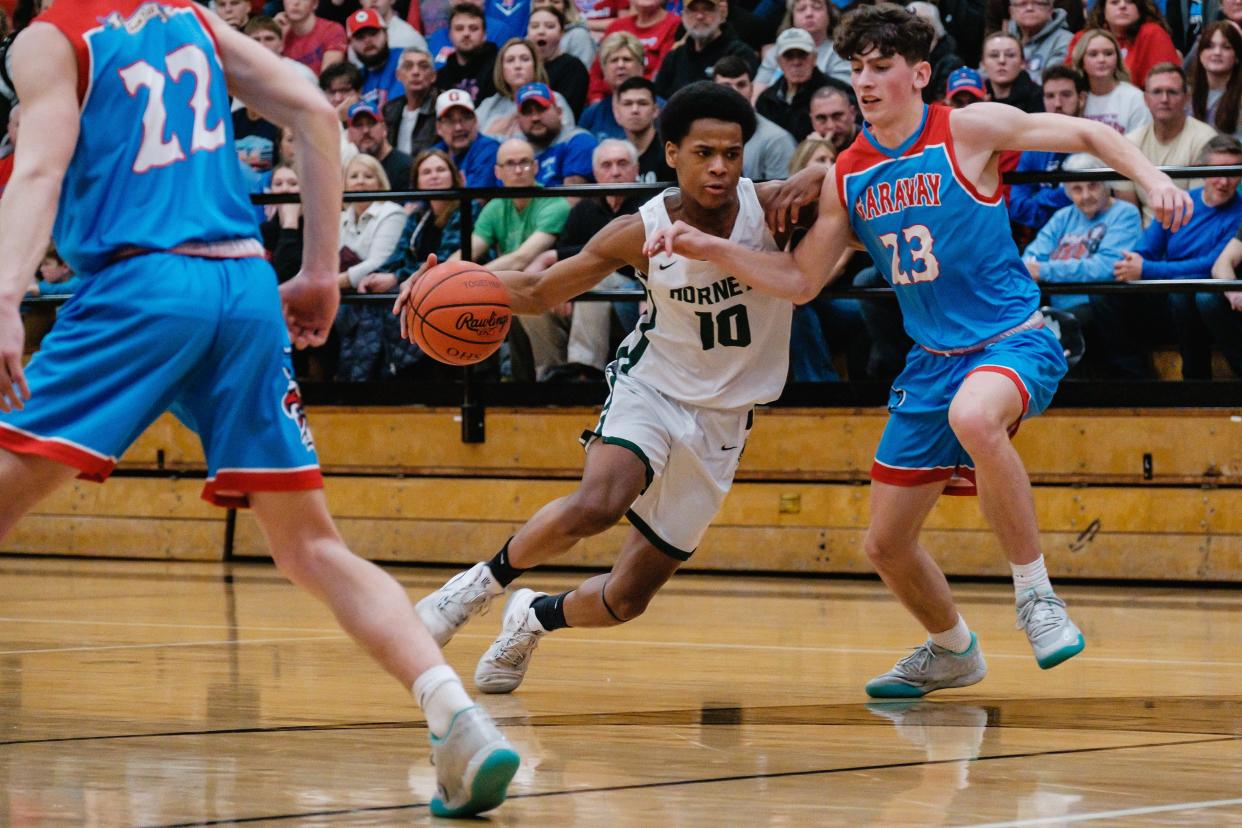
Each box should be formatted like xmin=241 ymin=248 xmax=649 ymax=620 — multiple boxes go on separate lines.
xmin=406 ymin=261 xmax=512 ymax=366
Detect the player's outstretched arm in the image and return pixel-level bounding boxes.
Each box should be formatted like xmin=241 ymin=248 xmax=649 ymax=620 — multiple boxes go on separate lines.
xmin=951 ymin=103 xmax=1194 ymax=232
xmin=493 ymin=215 xmax=646 ymax=313
xmin=200 ymin=9 xmax=342 ymax=347
xmin=0 ymin=23 xmax=80 ymax=411
xmin=393 ymin=214 xmax=644 ymax=329
xmin=644 ymin=172 xmax=853 ymax=304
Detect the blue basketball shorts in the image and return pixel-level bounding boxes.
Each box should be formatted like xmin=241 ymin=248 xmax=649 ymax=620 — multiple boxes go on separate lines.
xmin=871 ymin=326 xmax=1067 ymax=496
xmin=0 ymin=254 xmax=321 ymax=507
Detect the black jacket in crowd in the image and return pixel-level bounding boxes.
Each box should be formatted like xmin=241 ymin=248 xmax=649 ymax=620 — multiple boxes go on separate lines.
xmin=383 ymin=90 xmax=440 ymax=159
xmin=988 ymin=70 xmax=1044 ymax=114
xmin=756 ymin=68 xmax=850 ymax=142
xmin=653 ymin=26 xmax=758 ymax=100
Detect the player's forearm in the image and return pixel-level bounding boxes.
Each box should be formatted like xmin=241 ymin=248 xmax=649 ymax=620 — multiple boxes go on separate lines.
xmin=701 ymin=237 xmax=820 ymax=304
xmin=1082 ymin=122 xmax=1176 ymax=194
xmin=1211 ymin=240 xmax=1242 ymax=280
xmin=494 ymin=270 xmax=551 ymax=315
xmin=0 ymin=168 xmax=61 ymax=304
xmin=291 ymin=102 xmax=344 ymax=279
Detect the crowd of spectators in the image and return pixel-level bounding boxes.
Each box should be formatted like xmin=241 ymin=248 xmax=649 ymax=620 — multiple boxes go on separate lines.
xmin=2 ymin=0 xmax=1242 ymax=381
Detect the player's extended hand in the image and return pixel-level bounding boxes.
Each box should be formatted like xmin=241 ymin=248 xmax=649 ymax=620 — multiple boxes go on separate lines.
xmin=393 ymin=254 xmax=438 ymax=341
xmin=1147 ymin=180 xmax=1194 ymax=232
xmin=280 ymin=272 xmax=340 ymax=349
xmin=642 ymin=220 xmax=715 ymax=261
xmin=1114 ymin=251 xmax=1144 ymax=282
xmin=766 ymin=164 xmax=828 ymax=235
xmin=0 ymin=303 xmax=30 ymax=413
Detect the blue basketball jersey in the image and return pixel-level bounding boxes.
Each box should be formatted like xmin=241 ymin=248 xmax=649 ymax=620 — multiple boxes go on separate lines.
xmin=835 ymin=105 xmax=1040 ymax=353
xmin=39 ymin=1 xmax=258 ymax=275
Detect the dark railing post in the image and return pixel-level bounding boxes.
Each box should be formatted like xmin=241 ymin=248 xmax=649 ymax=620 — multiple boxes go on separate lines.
xmin=457 ymin=193 xmax=485 ymax=443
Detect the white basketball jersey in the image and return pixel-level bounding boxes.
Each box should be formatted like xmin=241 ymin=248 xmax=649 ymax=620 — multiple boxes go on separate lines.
xmin=616 ymin=178 xmax=792 ymax=410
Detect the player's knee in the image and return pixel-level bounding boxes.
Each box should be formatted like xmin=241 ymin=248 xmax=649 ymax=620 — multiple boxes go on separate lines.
xmin=605 ymin=580 xmax=658 ymax=622
xmin=269 ymin=538 xmax=336 ymax=588
xmin=566 ymin=489 xmax=630 ymax=536
xmin=864 ymin=529 xmax=911 ymax=570
xmin=948 ymin=402 xmax=1007 ymax=455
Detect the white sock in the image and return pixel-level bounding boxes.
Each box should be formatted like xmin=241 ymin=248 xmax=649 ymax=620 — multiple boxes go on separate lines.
xmin=929 ymin=614 xmax=973 ymax=654
xmin=1011 ymin=555 xmax=1053 ymax=600
xmin=413 ymin=664 xmax=474 ymax=738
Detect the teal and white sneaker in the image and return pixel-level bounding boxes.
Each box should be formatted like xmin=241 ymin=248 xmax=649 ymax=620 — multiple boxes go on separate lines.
xmin=1017 ymin=589 xmax=1085 ymax=669
xmin=865 ymin=634 xmax=988 ymax=698
xmin=429 ymin=706 xmax=520 ymax=818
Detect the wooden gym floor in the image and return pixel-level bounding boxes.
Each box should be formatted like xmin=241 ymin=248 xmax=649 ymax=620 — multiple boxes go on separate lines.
xmin=1 ymin=557 xmax=1241 ymax=826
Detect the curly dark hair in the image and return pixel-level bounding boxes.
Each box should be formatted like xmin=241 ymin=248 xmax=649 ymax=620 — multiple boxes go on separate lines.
xmin=836 ymin=3 xmax=934 ymax=65
xmin=658 ymin=81 xmax=757 ymax=146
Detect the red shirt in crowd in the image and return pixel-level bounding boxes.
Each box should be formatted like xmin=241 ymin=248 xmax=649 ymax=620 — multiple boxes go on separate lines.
xmin=0 ymin=153 xmax=12 ymax=198
xmin=1067 ymin=21 xmax=1180 ymax=89
xmin=283 ymin=17 xmax=348 ymax=76
xmin=586 ymin=11 xmax=682 ymax=103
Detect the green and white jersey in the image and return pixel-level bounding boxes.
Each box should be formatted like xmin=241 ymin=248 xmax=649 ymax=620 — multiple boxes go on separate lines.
xmin=617 ymin=177 xmax=792 ymax=410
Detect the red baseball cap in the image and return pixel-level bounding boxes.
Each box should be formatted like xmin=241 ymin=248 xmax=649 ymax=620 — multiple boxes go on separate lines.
xmin=347 ymin=9 xmax=385 ymax=37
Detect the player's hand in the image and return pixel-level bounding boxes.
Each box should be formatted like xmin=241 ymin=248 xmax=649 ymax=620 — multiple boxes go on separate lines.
xmin=766 ymin=164 xmax=828 ymax=235
xmin=1147 ymin=180 xmax=1194 ymax=232
xmin=1226 ymin=290 xmax=1242 ymax=312
xmin=280 ymin=272 xmax=340 ymax=349
xmin=393 ymin=254 xmax=438 ymax=341
xmin=0 ymin=303 xmax=30 ymax=412
xmin=642 ymin=220 xmax=715 ymax=261
xmin=273 ymin=11 xmax=291 ymax=35
xmin=1114 ymin=251 xmax=1144 ymax=282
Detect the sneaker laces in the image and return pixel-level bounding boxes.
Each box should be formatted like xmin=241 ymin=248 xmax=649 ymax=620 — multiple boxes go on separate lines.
xmin=1016 ymin=592 xmax=1068 ymax=637
xmin=437 ymin=579 xmax=494 ymax=626
xmin=491 ymin=626 xmax=541 ymax=669
xmin=891 ymin=642 xmax=938 ymax=678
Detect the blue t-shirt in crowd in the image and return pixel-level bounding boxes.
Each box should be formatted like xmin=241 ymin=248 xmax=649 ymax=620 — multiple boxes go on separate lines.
xmin=360 ymin=48 xmax=406 ymax=109
xmin=1009 ymin=150 xmax=1072 ymax=232
xmin=1135 ymin=187 xmax=1242 ymax=279
xmin=487 ymin=0 xmax=532 ymax=46
xmin=535 ymin=129 xmax=598 ymax=186
xmin=1023 ymin=198 xmax=1142 ymax=308
xmin=436 ymin=134 xmax=502 ymax=188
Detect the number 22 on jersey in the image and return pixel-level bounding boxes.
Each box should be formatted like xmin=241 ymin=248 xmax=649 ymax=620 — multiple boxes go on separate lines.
xmin=878 ymin=224 xmax=941 ymax=286
xmin=120 ymin=44 xmax=225 ymax=174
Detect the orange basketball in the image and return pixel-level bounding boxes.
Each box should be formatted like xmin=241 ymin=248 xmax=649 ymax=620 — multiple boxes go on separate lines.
xmin=406 ymin=261 xmax=512 ymax=366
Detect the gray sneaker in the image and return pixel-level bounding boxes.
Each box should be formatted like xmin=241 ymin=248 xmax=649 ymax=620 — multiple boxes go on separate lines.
xmin=865 ymin=634 xmax=988 ymax=699
xmin=1017 ymin=589 xmax=1085 ymax=669
xmin=475 ymin=588 xmax=546 ymax=694
xmin=429 ymin=705 xmax=520 ymax=817
xmin=416 ymin=563 xmax=503 ymax=647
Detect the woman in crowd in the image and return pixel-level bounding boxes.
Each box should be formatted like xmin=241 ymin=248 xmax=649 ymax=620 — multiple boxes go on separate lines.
xmin=528 ymin=6 xmax=590 ymax=117
xmin=1068 ymin=0 xmax=1180 ymax=89
xmin=535 ymin=0 xmax=597 ymax=68
xmin=982 ymin=30 xmax=1044 ymax=112
xmin=754 ymin=0 xmax=851 ymax=97
xmin=1190 ymin=21 xmax=1242 ymax=140
xmin=474 ymin=38 xmax=576 ymax=138
xmin=579 ymin=32 xmax=646 ymax=138
xmin=342 ymin=150 xmax=481 ymax=381
xmin=260 ymin=163 xmax=304 ymax=285
xmin=1072 ymin=29 xmax=1152 ymax=132
xmin=338 ymin=154 xmax=405 ymax=293
xmin=789 ymin=134 xmax=835 ymax=172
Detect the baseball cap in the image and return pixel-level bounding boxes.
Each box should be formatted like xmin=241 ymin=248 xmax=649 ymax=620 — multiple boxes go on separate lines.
xmin=946 ymin=67 xmax=986 ymax=100
xmin=347 ymin=9 xmax=385 ymax=37
xmin=347 ymin=101 xmax=382 ymax=124
xmin=775 ymin=27 xmax=816 ymax=57
xmin=435 ymin=89 xmax=476 ymax=118
xmin=515 ymin=82 xmax=554 ymax=108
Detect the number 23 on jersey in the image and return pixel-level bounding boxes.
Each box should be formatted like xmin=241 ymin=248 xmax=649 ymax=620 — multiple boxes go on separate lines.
xmin=120 ymin=43 xmax=226 ymax=174
xmin=878 ymin=224 xmax=941 ymax=286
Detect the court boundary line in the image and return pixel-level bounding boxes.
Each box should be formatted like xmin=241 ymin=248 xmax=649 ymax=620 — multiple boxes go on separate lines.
xmin=146 ymin=735 xmax=1239 ymax=827
xmin=958 ymin=796 xmax=1242 ymax=827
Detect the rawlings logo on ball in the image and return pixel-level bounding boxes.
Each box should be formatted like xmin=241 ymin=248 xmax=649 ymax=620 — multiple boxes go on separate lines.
xmin=455 ymin=310 xmax=510 ymax=337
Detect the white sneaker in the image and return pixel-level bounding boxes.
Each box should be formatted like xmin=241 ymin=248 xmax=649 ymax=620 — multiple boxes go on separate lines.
xmin=416 ymin=563 xmax=504 ymax=647
xmin=865 ymin=634 xmax=988 ymax=698
xmin=428 ymin=705 xmax=520 ymax=818
xmin=1016 ymin=589 xmax=1085 ymax=669
xmin=474 ymin=589 xmax=546 ymax=694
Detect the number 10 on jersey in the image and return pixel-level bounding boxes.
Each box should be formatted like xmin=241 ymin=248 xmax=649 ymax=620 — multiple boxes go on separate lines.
xmin=878 ymin=224 xmax=941 ymax=285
